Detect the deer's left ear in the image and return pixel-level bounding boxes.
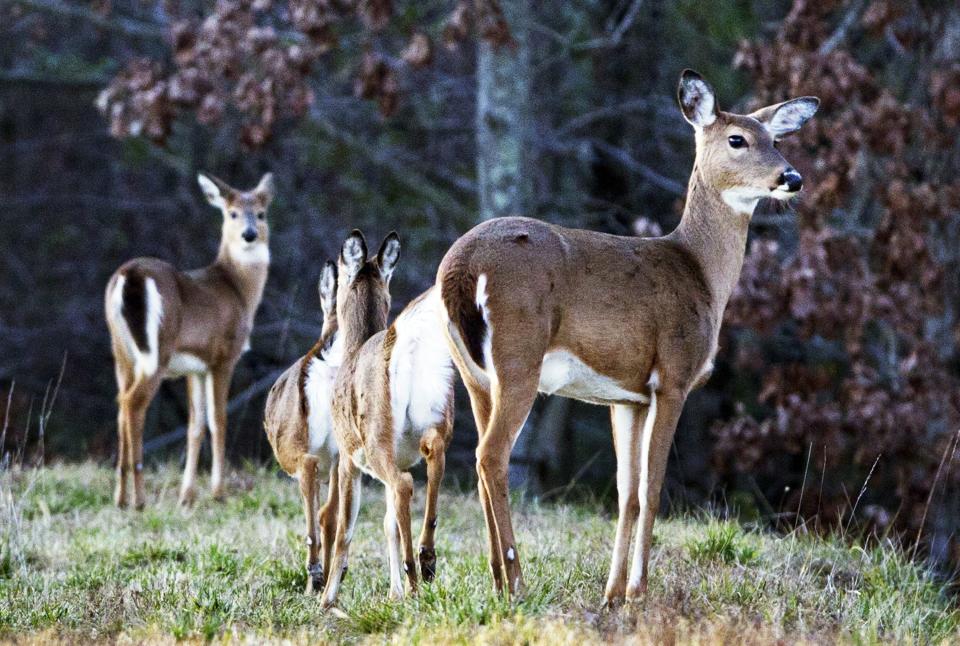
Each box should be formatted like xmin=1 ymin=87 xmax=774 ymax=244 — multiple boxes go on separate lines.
xmin=340 ymin=230 xmax=368 ymax=285
xmin=318 ymin=261 xmax=337 ymax=316
xmin=198 ymin=173 xmax=232 ymax=209
xmin=750 ymin=97 xmax=819 ymax=138
xmin=254 ymin=172 xmax=275 ymax=207
xmin=377 ymin=232 xmax=401 ymax=283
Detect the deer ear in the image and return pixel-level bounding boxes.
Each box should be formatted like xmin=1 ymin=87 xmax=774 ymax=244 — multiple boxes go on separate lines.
xmin=340 ymin=230 xmax=368 ymax=284
xmin=318 ymin=261 xmax=337 ymax=316
xmin=198 ymin=173 xmax=231 ymax=209
xmin=751 ymin=97 xmax=819 ymax=138
xmin=254 ymin=172 xmax=275 ymax=207
xmin=377 ymin=232 xmax=401 ymax=283
xmin=678 ymin=69 xmax=717 ymax=129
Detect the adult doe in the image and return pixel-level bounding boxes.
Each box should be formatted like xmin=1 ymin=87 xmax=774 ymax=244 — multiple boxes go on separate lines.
xmin=320 ymin=231 xmax=456 ymax=608
xmin=437 ymin=70 xmax=818 ymax=604
xmin=264 ymin=261 xmax=342 ymax=593
xmin=106 ymin=173 xmax=274 ymax=509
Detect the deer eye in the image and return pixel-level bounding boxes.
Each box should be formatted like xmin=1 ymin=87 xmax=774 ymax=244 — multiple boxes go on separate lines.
xmin=230 ymin=211 xmax=239 ymax=219
xmin=257 ymin=213 xmax=265 ymax=220
xmin=728 ymin=135 xmax=747 ymax=149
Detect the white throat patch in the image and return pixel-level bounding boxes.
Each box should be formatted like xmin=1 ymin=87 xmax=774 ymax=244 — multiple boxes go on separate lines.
xmin=721 ymin=188 xmax=764 ymax=215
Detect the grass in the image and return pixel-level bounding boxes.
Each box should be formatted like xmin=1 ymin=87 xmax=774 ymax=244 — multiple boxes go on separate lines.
xmin=1 ymin=463 xmax=958 ymax=644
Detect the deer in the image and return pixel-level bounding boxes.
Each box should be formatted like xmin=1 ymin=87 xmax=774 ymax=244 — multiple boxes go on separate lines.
xmin=320 ymin=230 xmax=456 ymax=608
xmin=436 ymin=70 xmax=818 ymax=605
xmin=264 ymin=260 xmax=344 ymax=594
xmin=105 ymin=172 xmax=274 ymax=509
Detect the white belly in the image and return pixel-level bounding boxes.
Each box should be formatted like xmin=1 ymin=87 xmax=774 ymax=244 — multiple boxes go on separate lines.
xmin=304 ymin=352 xmax=341 ymax=459
xmin=166 ymin=352 xmax=208 ymax=377
xmin=538 ymin=350 xmax=649 ymax=405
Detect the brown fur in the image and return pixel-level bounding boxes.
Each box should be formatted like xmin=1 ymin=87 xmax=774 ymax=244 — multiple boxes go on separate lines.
xmin=105 ymin=172 xmax=274 ymax=510
xmin=436 ymin=71 xmax=818 ymax=605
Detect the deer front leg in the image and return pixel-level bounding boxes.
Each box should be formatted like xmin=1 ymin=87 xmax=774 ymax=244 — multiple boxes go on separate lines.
xmin=178 ymin=374 xmax=206 ymax=506
xmin=626 ymin=387 xmax=685 ymax=600
xmin=205 ymin=369 xmax=231 ymax=501
xmin=604 ymin=403 xmax=646 ymax=607
xmin=321 ymin=458 xmax=361 ymax=609
xmin=417 ymin=426 xmax=447 ymax=582
xmin=299 ymin=455 xmax=323 ymax=594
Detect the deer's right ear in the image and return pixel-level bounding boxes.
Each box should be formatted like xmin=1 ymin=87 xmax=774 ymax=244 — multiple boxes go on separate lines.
xmin=198 ymin=173 xmax=229 ymax=209
xmin=377 ymin=232 xmax=401 ymax=283
xmin=340 ymin=230 xmax=368 ymax=284
xmin=318 ymin=261 xmax=337 ymax=315
xmin=678 ymin=69 xmax=717 ymax=129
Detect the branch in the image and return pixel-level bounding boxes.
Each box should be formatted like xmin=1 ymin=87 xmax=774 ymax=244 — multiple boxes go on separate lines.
xmin=818 ymin=0 xmax=868 ymax=55
xmin=589 ymin=139 xmax=686 ymax=196
xmin=15 ymin=0 xmax=167 ymax=39
xmin=574 ymin=0 xmax=645 ymax=51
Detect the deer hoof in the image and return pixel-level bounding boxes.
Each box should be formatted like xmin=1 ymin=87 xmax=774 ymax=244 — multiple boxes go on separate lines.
xmin=306 ymin=564 xmax=325 ymax=594
xmin=418 ymin=546 xmax=437 ymax=582
xmin=178 ymin=488 xmax=197 ymax=507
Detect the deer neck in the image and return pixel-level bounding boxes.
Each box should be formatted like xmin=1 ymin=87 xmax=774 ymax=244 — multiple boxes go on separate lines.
xmin=214 ymin=242 xmax=270 ymax=323
xmin=672 ymin=166 xmax=752 ymax=317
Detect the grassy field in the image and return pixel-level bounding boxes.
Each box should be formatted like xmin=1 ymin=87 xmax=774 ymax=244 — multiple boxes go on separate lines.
xmin=1 ymin=462 xmax=958 ymax=644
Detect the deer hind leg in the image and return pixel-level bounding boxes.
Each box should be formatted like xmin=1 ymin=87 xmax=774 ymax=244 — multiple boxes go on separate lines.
xmin=113 ymin=360 xmax=132 ymax=508
xmin=121 ymin=374 xmax=161 ymax=510
xmin=417 ymin=426 xmax=448 ymax=582
xmin=626 ymin=386 xmax=685 ymax=600
xmin=604 ymin=404 xmax=647 ymax=607
xmin=205 ymin=368 xmax=231 ymax=501
xmin=383 ymin=484 xmax=404 ymax=599
xmin=369 ymin=447 xmax=418 ymax=597
xmin=178 ymin=374 xmax=206 ymax=506
xmin=298 ymin=455 xmax=323 ymax=593
xmin=477 ymin=371 xmax=541 ymax=597
xmin=318 ymin=456 xmax=340 ymax=591
xmin=463 ymin=380 xmax=505 ymax=589
xmin=321 ymin=458 xmax=361 ymax=609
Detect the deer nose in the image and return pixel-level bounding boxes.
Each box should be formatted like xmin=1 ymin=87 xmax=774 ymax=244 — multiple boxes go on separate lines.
xmin=778 ymin=168 xmax=803 ymax=192
xmin=242 ymin=228 xmax=258 ymax=243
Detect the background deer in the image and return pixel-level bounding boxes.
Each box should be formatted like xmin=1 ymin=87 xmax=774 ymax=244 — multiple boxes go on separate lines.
xmin=437 ymin=70 xmax=818 ymax=604
xmin=319 ymin=229 xmax=455 ymax=607
xmin=264 ymin=261 xmax=342 ymax=593
xmin=105 ymin=172 xmax=274 ymax=509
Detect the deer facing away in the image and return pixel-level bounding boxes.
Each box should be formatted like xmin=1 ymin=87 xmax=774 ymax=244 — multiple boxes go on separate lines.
xmin=436 ymin=70 xmax=818 ymax=604
xmin=320 ymin=231 xmax=456 ymax=608
xmin=105 ymin=172 xmax=274 ymax=509
xmin=264 ymin=261 xmax=343 ymax=593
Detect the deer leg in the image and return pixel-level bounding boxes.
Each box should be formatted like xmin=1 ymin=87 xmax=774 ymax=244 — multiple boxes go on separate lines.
xmin=383 ymin=485 xmax=404 ymax=599
xmin=178 ymin=373 xmax=206 ymax=506
xmin=369 ymin=446 xmax=418 ymax=597
xmin=464 ymin=380 xmax=504 ymax=589
xmin=318 ymin=457 xmax=339 ymax=590
xmin=604 ymin=403 xmax=647 ymax=607
xmin=299 ymin=455 xmax=322 ymax=594
xmin=113 ymin=362 xmax=132 ymax=508
xmin=321 ymin=458 xmax=361 ymax=609
xmin=122 ymin=375 xmax=161 ymax=511
xmin=626 ymin=387 xmax=685 ymax=600
xmin=417 ymin=426 xmax=447 ymax=582
xmin=477 ymin=373 xmax=540 ymax=597
xmin=206 ymin=368 xmax=231 ymax=501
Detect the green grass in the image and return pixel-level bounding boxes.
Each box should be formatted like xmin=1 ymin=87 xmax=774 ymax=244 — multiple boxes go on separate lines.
xmin=0 ymin=463 xmax=958 ymax=644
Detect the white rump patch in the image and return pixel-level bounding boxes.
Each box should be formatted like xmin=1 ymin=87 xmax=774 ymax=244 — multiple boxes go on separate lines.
xmin=389 ymin=288 xmax=456 ymax=470
xmin=538 ymin=349 xmax=649 ymax=405
xmin=475 ymin=274 xmax=496 ymax=384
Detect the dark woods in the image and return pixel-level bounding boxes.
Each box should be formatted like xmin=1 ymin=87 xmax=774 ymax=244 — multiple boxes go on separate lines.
xmin=2 ymin=1 xmax=960 ymax=567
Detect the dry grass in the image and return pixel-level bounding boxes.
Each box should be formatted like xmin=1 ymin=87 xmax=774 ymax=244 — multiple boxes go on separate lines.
xmin=1 ymin=462 xmax=957 ymax=644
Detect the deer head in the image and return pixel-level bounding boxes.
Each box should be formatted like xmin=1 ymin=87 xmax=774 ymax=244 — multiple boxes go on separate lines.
xmin=198 ymin=172 xmax=275 ymax=264
xmin=678 ymin=69 xmax=819 ymax=214
xmin=336 ymin=230 xmax=401 ymax=351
